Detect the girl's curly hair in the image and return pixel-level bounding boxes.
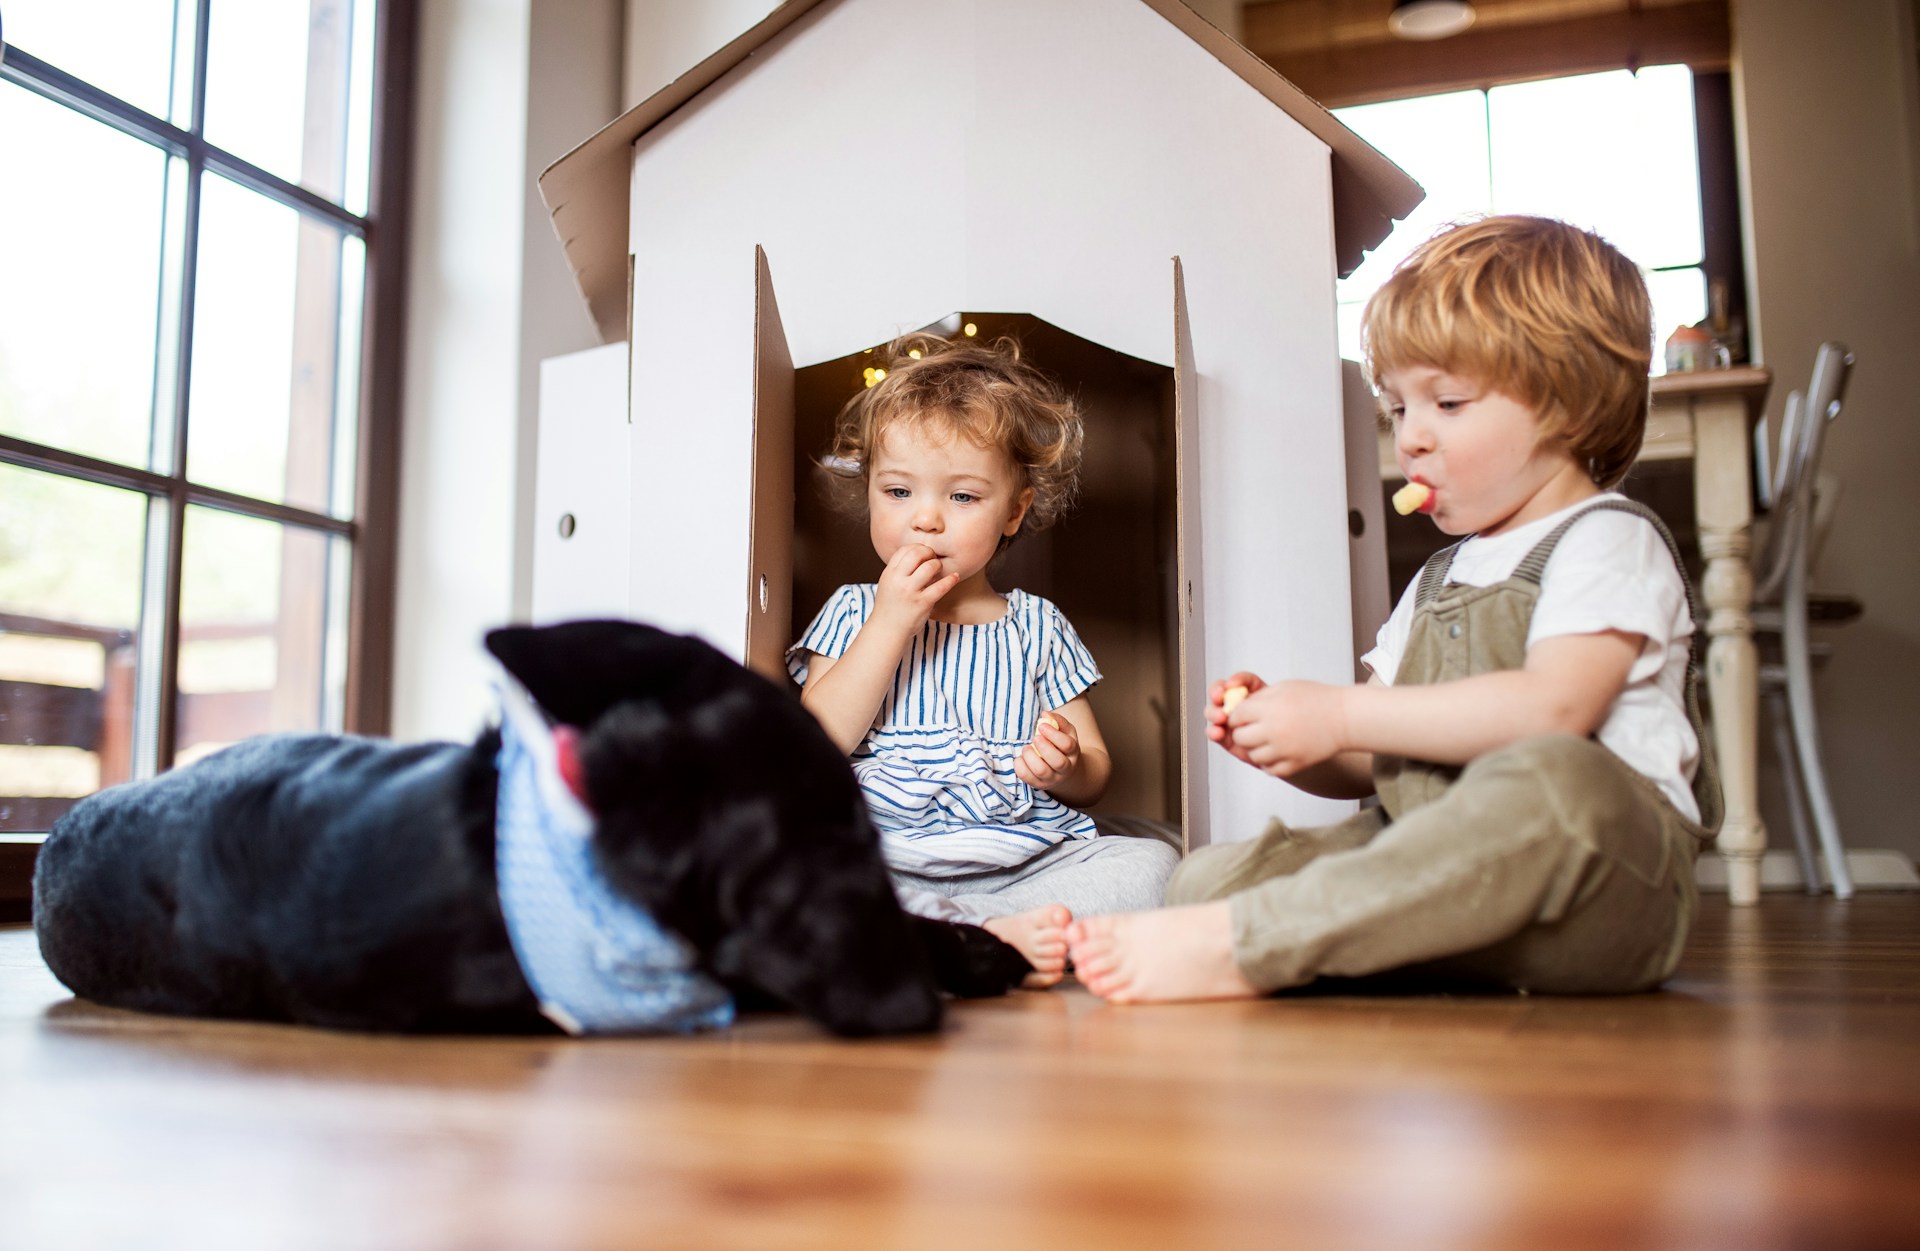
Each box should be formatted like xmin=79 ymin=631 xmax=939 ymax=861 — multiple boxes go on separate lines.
xmin=821 ymin=332 xmax=1084 ymax=551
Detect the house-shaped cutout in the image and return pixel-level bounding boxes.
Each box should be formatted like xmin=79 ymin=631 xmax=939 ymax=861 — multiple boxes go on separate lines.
xmin=533 ymin=0 xmax=1422 ymax=847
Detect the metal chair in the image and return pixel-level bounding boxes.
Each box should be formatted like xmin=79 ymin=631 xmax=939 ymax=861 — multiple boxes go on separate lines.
xmin=1751 ymin=342 xmax=1860 ymax=897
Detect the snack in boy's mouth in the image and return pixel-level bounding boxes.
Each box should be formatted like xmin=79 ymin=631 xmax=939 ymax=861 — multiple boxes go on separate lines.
xmin=1392 ymin=481 xmax=1434 ymax=515
xmin=1222 ymin=685 xmax=1249 ymax=714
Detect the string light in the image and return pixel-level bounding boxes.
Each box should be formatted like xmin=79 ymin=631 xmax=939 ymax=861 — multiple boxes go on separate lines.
xmin=908 ymin=348 xmax=922 ymax=359
xmin=963 ymin=322 xmax=978 ymax=337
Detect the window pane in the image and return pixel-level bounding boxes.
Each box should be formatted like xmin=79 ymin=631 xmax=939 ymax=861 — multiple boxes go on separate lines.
xmin=1334 ymin=90 xmax=1492 ymax=361
xmin=1489 ymin=66 xmax=1705 ymax=271
xmin=176 ymin=509 xmax=342 ymax=765
xmin=189 ymin=175 xmax=362 ymax=515
xmin=1334 ymin=69 xmax=1709 ymax=367
xmin=1648 ymin=266 xmax=1711 ymax=376
xmin=203 ymin=0 xmax=377 ymax=208
xmin=0 ymin=86 xmax=172 ymax=468
xmin=2 ymin=0 xmax=188 ymax=121
xmin=0 ymin=466 xmax=148 ymax=832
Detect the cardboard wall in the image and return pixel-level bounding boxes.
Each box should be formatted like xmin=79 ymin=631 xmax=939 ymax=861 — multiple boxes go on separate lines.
xmin=533 ymin=343 xmax=630 ymax=624
xmin=1342 ymin=359 xmax=1391 ymax=676
xmin=622 ymin=0 xmax=1356 ymax=839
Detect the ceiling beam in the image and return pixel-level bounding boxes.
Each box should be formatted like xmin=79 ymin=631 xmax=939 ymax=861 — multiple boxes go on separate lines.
xmin=1246 ymin=0 xmax=1730 ymax=108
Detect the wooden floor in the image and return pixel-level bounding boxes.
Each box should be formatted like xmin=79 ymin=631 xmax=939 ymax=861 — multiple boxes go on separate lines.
xmin=4 ymin=897 xmax=1918 ymax=1251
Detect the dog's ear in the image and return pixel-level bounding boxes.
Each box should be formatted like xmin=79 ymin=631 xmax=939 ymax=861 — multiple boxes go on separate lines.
xmin=485 ymin=620 xmax=731 ymax=727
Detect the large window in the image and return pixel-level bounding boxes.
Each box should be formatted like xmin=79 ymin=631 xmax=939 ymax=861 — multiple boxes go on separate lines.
xmin=0 ymin=2 xmax=409 ymax=835
xmin=1334 ymin=65 xmax=1720 ymax=372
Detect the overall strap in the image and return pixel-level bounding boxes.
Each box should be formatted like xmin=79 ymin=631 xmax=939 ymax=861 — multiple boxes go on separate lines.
xmin=1510 ymin=499 xmax=1690 ymax=611
xmin=1510 ymin=497 xmax=1723 ymax=833
xmin=1411 ymin=539 xmax=1469 ymax=611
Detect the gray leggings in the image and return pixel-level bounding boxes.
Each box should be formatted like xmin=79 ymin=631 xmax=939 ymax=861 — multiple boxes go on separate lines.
xmin=894 ymin=834 xmax=1180 ymax=924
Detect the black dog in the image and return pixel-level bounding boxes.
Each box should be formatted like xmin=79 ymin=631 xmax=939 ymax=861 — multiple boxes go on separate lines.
xmin=32 ymin=620 xmax=1030 ymax=1036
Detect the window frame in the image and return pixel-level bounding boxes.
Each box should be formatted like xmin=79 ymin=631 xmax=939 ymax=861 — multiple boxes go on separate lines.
xmin=1329 ymin=63 xmax=1748 ymax=371
xmin=0 ymin=0 xmax=414 ymax=867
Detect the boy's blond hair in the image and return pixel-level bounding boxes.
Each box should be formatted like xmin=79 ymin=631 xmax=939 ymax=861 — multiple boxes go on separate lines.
xmin=824 ymin=333 xmax=1083 ymax=549
xmin=1362 ymin=215 xmax=1653 ymax=489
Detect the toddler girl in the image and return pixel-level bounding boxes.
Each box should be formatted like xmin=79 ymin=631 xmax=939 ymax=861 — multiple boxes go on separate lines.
xmin=788 ymin=334 xmax=1178 ymax=985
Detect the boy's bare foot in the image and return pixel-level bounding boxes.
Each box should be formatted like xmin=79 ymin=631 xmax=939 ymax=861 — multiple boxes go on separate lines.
xmin=983 ymin=904 xmax=1072 ymax=988
xmin=1066 ymin=902 xmax=1261 ymax=1003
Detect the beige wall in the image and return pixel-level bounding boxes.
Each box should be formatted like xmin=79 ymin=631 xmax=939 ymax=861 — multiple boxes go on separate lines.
xmin=623 ymin=0 xmax=783 ymax=111
xmin=1733 ymin=0 xmax=1920 ymax=858
xmin=394 ymin=0 xmax=622 ymax=742
xmin=394 ymin=1 xmax=794 ymax=741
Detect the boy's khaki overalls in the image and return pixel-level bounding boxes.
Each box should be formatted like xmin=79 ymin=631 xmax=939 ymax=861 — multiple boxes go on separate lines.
xmin=1167 ymin=500 xmax=1724 ymax=993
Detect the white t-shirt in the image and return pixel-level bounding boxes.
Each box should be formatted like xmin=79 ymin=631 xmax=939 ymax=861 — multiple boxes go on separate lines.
xmin=1359 ymin=494 xmax=1701 ymax=821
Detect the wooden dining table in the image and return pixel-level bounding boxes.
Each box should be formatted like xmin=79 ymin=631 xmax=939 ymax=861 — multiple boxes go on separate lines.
xmin=1377 ymin=366 xmax=1776 ymax=905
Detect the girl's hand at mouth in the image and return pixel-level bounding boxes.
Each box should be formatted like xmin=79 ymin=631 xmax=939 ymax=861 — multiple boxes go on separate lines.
xmin=872 ymin=543 xmax=959 ymax=636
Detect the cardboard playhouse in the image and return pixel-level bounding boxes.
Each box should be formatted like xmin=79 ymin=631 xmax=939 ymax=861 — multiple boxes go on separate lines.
xmin=531 ymin=0 xmax=1422 ymax=849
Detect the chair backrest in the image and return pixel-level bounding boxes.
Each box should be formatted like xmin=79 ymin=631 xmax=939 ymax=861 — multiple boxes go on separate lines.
xmin=1755 ymin=342 xmax=1854 ymax=603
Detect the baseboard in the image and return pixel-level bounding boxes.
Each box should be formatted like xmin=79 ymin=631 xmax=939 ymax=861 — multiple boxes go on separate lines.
xmin=0 ymin=835 xmax=39 ymax=922
xmin=1695 ymin=847 xmax=1920 ymax=893
xmin=0 ymin=834 xmax=39 ymax=898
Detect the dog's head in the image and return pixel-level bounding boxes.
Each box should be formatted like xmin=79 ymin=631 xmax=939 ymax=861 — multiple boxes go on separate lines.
xmin=484 ymin=620 xmax=943 ymax=1036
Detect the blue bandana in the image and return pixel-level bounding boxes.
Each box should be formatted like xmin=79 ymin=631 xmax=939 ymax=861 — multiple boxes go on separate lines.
xmin=493 ymin=673 xmax=734 ymax=1035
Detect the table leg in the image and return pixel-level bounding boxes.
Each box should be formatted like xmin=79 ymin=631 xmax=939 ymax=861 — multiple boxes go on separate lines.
xmin=1693 ymin=400 xmax=1765 ymax=905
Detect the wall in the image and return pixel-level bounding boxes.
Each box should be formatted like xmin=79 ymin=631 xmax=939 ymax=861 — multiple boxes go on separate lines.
xmin=1733 ymin=0 xmax=1920 ymax=859
xmin=622 ymin=0 xmax=784 ymax=111
xmin=393 ymin=0 xmax=621 ymax=741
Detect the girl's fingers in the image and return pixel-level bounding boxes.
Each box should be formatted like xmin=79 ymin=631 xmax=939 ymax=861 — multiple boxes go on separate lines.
xmin=1030 ymin=739 xmax=1070 ymax=774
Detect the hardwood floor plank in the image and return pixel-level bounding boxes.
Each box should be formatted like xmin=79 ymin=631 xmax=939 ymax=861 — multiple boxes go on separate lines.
xmin=4 ymin=897 xmax=1918 ymax=1249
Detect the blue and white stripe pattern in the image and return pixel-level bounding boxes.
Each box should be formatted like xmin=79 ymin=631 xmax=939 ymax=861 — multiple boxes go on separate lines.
xmin=787 ymin=586 xmax=1101 ymax=876
xmin=493 ymin=674 xmax=734 ymax=1035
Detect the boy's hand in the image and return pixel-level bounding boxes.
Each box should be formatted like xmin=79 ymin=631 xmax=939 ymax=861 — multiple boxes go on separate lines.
xmin=1206 ymin=672 xmax=1266 ymax=767
xmin=872 ymin=543 xmax=959 ymax=637
xmin=1224 ymin=680 xmax=1348 ymax=779
xmin=1015 ymin=711 xmax=1082 ymax=792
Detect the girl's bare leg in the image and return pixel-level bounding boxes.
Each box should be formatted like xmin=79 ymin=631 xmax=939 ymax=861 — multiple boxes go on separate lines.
xmin=983 ymin=904 xmax=1072 ymax=988
xmin=1066 ymin=902 xmax=1261 ymax=1003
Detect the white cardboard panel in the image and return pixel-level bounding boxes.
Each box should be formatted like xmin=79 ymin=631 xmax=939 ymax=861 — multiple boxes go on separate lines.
xmin=626 ymin=244 xmax=761 ymax=656
xmin=1173 ymin=259 xmax=1210 ymax=849
xmin=533 ymin=343 xmax=630 ymax=624
xmin=539 ymin=1 xmax=1422 ymax=341
xmin=623 ymin=0 xmax=1359 ymax=833
xmin=1343 ymin=359 xmax=1391 ymax=678
xmin=744 ymin=246 xmax=796 ymax=682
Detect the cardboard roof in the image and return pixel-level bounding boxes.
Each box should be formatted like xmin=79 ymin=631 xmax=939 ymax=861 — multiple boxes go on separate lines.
xmin=539 ymin=0 xmax=1426 ymax=344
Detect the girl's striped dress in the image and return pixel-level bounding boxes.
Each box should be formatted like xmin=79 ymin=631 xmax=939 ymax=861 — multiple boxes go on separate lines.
xmin=787 ymin=585 xmax=1101 ymax=876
